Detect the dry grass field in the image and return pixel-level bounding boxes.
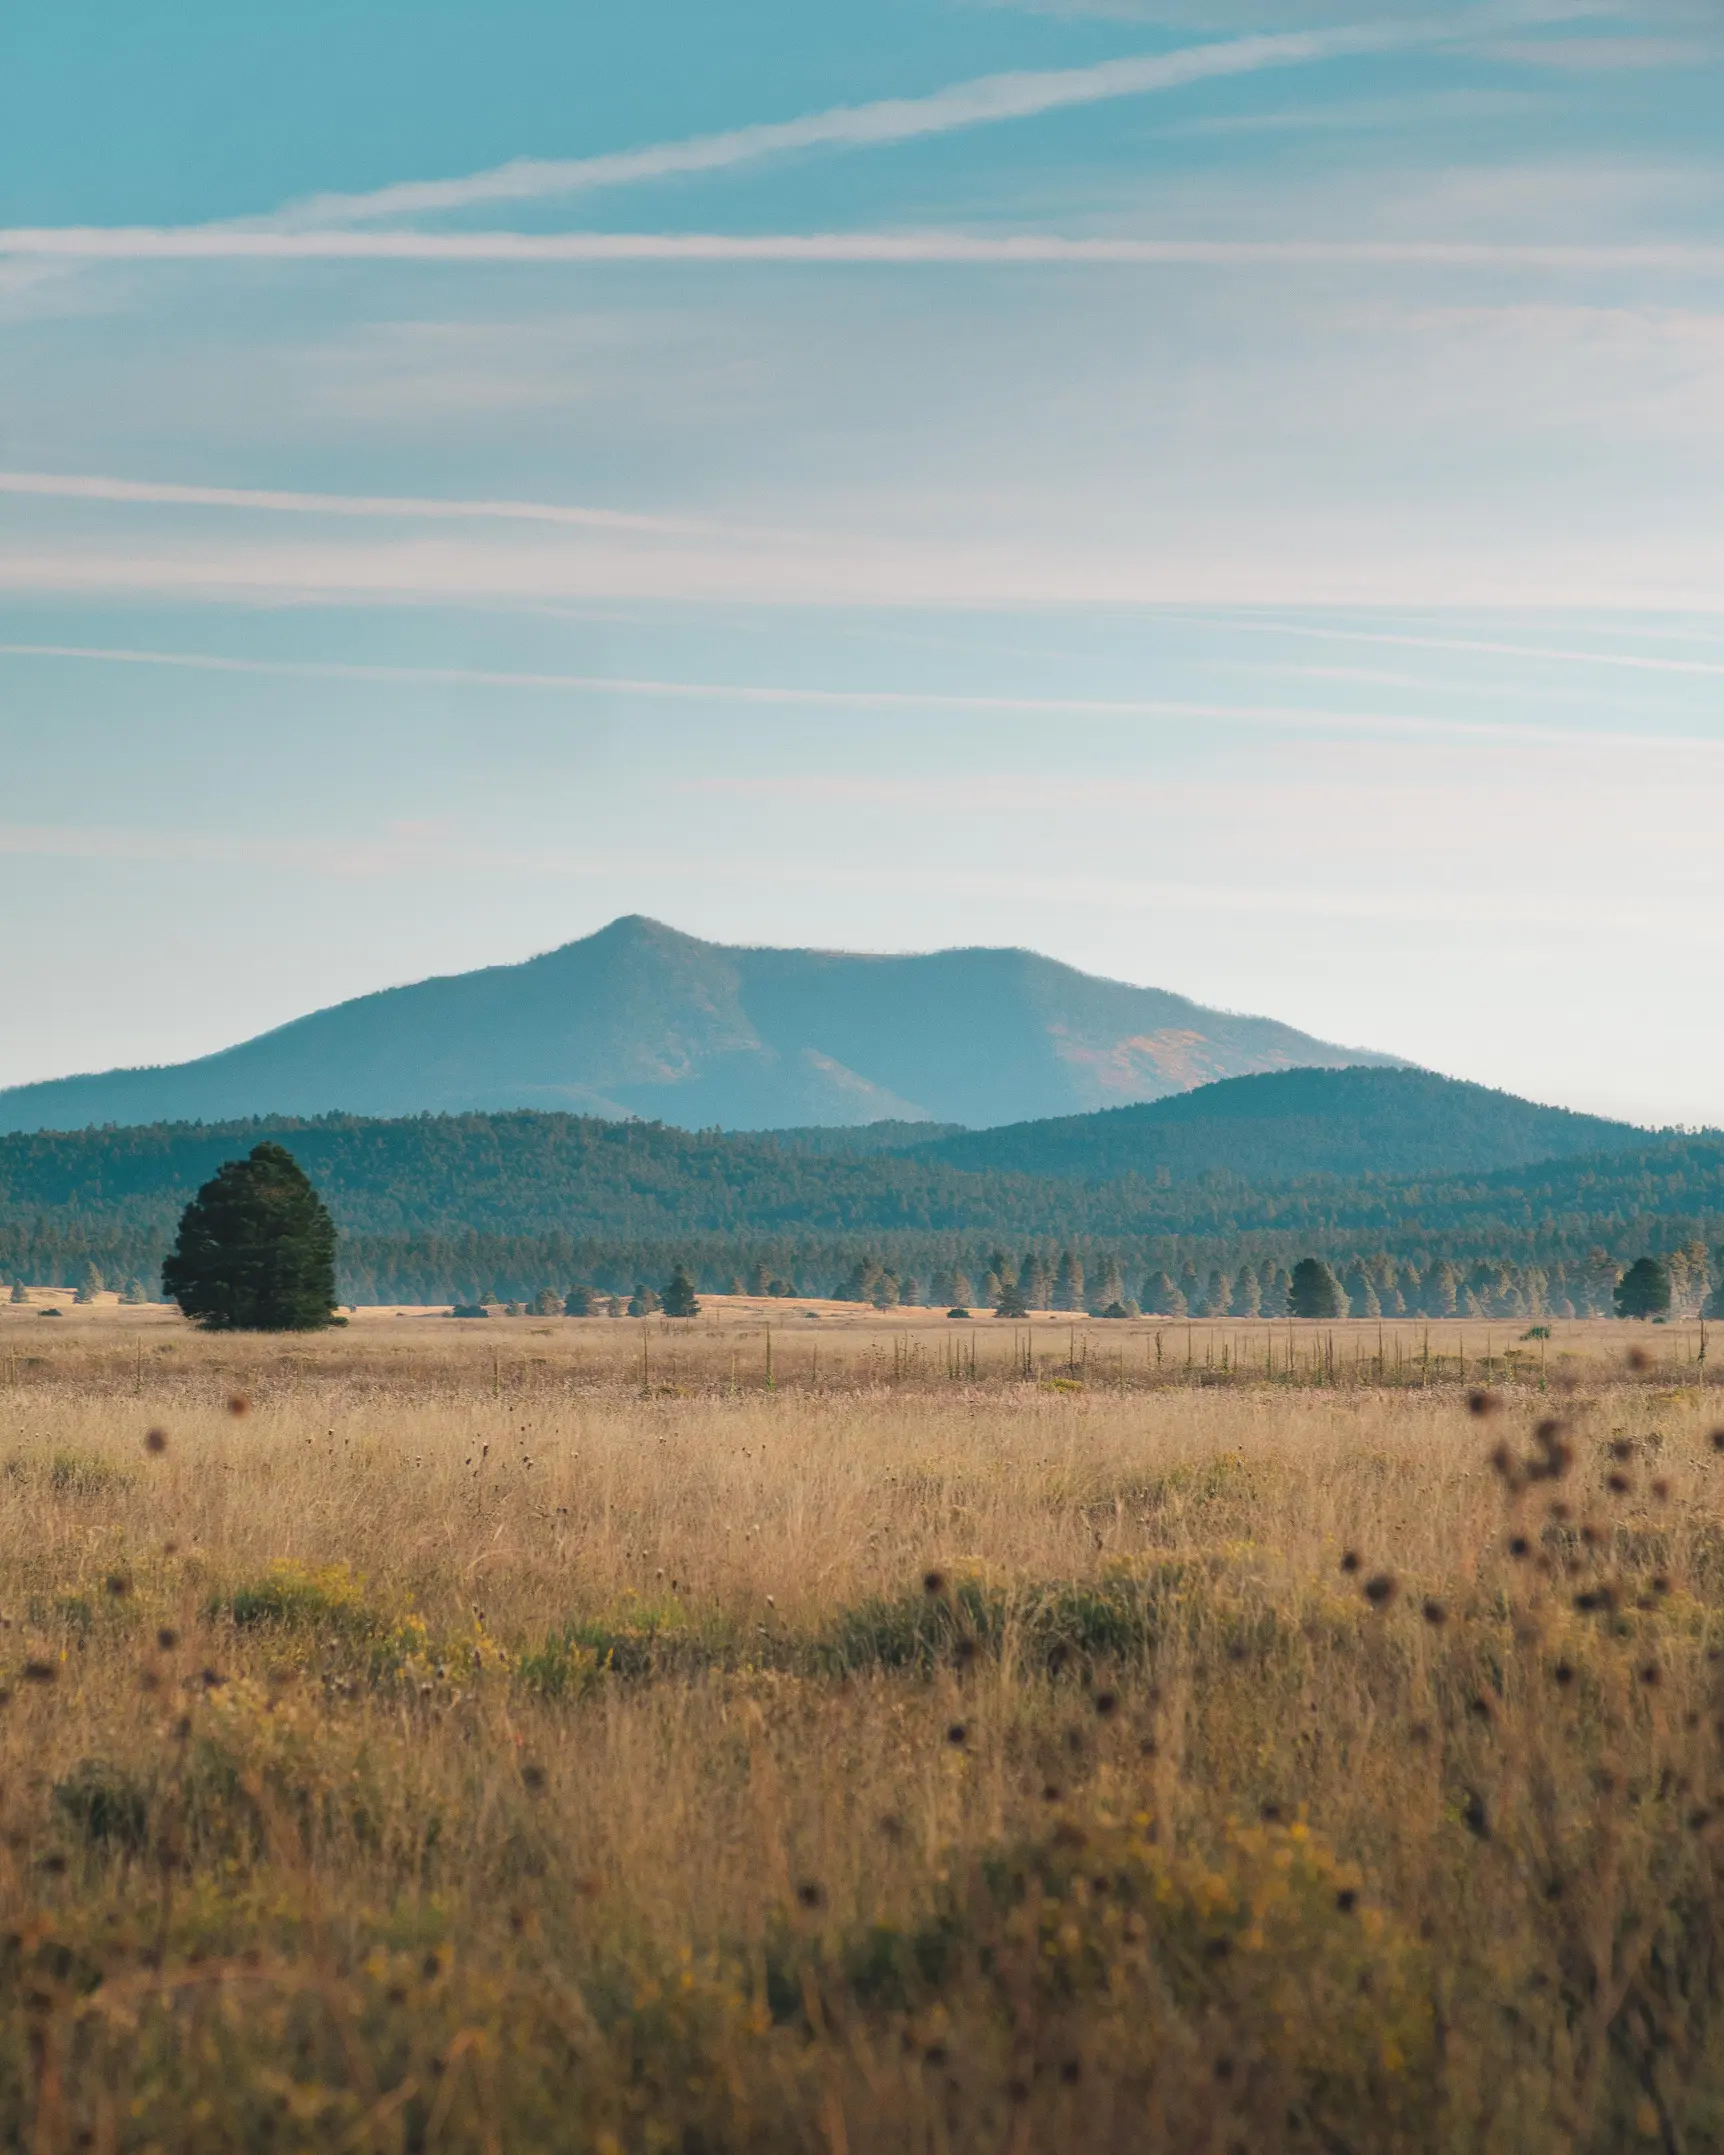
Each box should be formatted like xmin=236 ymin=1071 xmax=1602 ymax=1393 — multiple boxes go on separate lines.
xmin=0 ymin=1302 xmax=1720 ymax=2152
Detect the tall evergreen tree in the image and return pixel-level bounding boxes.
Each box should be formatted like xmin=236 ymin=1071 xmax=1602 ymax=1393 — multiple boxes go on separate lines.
xmin=1288 ymin=1259 xmax=1343 ymax=1321
xmin=1229 ymin=1266 xmax=1261 ymax=1318
xmin=161 ymin=1142 xmax=339 ymax=1332
xmin=661 ymin=1263 xmax=701 ymax=1319
xmin=1052 ymin=1250 xmax=1084 ymax=1313
xmin=1614 ymin=1257 xmax=1671 ymax=1320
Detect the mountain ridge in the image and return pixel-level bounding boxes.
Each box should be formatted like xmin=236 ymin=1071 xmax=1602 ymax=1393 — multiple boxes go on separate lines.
xmin=905 ymin=1067 xmax=1655 ymax=1185
xmin=0 ymin=915 xmax=1400 ymax=1135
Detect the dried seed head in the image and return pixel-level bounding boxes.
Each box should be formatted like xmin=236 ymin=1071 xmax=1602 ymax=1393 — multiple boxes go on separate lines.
xmin=1508 ymin=1536 xmax=1530 ymax=1560
xmin=1339 ymin=1550 xmax=1362 ymax=1575
xmin=1093 ymin=1690 xmax=1119 ymax=1719
xmin=520 ymin=1763 xmax=546 ymax=1794
xmin=21 ymin=1660 xmax=55 ymax=1685
xmin=1610 ymin=1439 xmax=1634 ymax=1463
xmin=1553 ymin=1662 xmax=1576 ymax=1687
xmin=1627 ymin=1348 xmax=1651 ymax=1374
xmin=922 ymin=1570 xmax=948 ymax=1598
xmin=1335 ymin=1888 xmax=1359 ymax=1914
xmin=1606 ymin=1472 xmax=1632 ymax=1498
xmin=156 ymin=1628 xmax=178 ymax=1653
xmin=1363 ymin=1573 xmax=1397 ymax=1608
xmin=1469 ymin=1390 xmax=1501 ymax=1419
xmin=144 ymin=1429 xmax=169 ymax=1455
xmin=104 ymin=1573 xmax=131 ymax=1598
xmin=227 ymin=1395 xmax=250 ymax=1418
xmin=1422 ymin=1599 xmax=1448 ymax=1627
xmin=795 ymin=1881 xmax=826 ymax=1910
xmin=946 ymin=1722 xmax=969 ymax=1747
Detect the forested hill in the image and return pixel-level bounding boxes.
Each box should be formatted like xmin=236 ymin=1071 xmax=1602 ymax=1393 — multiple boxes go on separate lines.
xmin=912 ymin=1067 xmax=1651 ymax=1184
xmin=4 ymin=1109 xmax=1724 ymax=1308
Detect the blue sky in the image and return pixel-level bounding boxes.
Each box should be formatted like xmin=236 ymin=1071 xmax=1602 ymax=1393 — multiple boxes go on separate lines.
xmin=3 ymin=1 xmax=1723 ymax=1123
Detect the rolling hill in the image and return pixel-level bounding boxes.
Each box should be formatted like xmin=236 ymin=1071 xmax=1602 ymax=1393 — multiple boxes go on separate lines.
xmin=909 ymin=1067 xmax=1654 ymax=1185
xmin=0 ymin=915 xmax=1398 ymax=1135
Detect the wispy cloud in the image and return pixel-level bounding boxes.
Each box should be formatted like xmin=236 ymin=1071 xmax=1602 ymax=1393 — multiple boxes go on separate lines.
xmin=1482 ymin=36 xmax=1719 ymax=70
xmin=4 ymin=228 xmax=1721 ymax=270
xmin=270 ymin=25 xmax=1413 ymax=228
xmin=3 ymin=640 xmax=1720 ymax=751
xmin=0 ymin=470 xmax=774 ymax=540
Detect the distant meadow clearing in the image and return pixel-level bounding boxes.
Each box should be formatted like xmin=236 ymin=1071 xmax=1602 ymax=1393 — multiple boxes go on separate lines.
xmin=0 ymin=1301 xmax=1721 ymax=2152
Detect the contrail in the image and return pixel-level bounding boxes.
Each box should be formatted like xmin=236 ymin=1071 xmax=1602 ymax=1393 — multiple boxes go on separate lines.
xmin=3 ymin=230 xmax=1719 ymax=270
xmin=2 ymin=641 xmax=1719 ymax=751
xmin=272 ymin=25 xmax=1408 ymax=227
xmin=0 ymin=470 xmax=786 ymax=542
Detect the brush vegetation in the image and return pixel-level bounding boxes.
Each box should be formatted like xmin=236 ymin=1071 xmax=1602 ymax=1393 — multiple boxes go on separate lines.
xmin=0 ymin=1312 xmax=1722 ymax=2150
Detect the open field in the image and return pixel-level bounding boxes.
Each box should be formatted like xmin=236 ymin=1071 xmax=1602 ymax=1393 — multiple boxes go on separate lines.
xmin=0 ymin=1313 xmax=1722 ymax=2151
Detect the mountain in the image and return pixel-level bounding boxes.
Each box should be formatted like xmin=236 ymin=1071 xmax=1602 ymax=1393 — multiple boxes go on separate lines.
xmin=911 ymin=1067 xmax=1653 ymax=1185
xmin=0 ymin=915 xmax=1399 ymax=1135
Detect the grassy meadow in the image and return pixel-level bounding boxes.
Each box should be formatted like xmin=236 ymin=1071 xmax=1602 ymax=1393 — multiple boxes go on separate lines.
xmin=0 ymin=1299 xmax=1721 ymax=2152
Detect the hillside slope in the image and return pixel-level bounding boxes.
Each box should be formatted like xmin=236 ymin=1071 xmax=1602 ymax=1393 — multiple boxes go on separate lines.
xmin=913 ymin=1067 xmax=1653 ymax=1185
xmin=0 ymin=916 xmax=1397 ymax=1134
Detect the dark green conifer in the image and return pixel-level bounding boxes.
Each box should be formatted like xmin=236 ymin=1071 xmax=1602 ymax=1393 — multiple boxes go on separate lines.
xmin=1614 ymin=1257 xmax=1671 ymax=1320
xmin=1287 ymin=1258 xmax=1343 ymax=1321
xmin=661 ymin=1264 xmax=701 ymax=1319
xmin=161 ymin=1142 xmax=339 ymax=1332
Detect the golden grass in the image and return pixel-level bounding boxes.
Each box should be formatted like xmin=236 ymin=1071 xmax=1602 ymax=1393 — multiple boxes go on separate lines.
xmin=0 ymin=1310 xmax=1721 ymax=2151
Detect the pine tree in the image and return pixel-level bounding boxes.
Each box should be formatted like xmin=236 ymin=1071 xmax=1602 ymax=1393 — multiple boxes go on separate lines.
xmin=1052 ymin=1251 xmax=1084 ymax=1313
xmin=661 ymin=1264 xmax=701 ymax=1319
xmin=949 ymin=1268 xmax=975 ymax=1309
xmin=120 ymin=1277 xmax=147 ymax=1306
xmin=1141 ymin=1270 xmax=1185 ymax=1317
xmin=1020 ymin=1254 xmax=1051 ymax=1310
xmin=1288 ymin=1259 xmax=1343 ymax=1321
xmin=995 ymin=1274 xmax=1030 ymax=1319
xmin=9 ymin=1280 xmax=28 ymax=1305
xmin=628 ymin=1283 xmax=661 ymax=1317
xmin=1204 ymin=1268 xmax=1227 ymax=1319
xmin=1229 ymin=1266 xmax=1261 ymax=1318
xmin=564 ymin=1285 xmax=598 ymax=1316
xmin=1614 ymin=1258 xmax=1671 ymax=1321
xmin=74 ymin=1261 xmax=105 ymax=1306
xmin=161 ymin=1143 xmax=339 ymax=1333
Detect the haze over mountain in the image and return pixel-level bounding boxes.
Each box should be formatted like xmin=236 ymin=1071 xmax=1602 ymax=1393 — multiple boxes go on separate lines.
xmin=0 ymin=917 xmax=1398 ymax=1136
xmin=913 ymin=1068 xmax=1655 ymax=1188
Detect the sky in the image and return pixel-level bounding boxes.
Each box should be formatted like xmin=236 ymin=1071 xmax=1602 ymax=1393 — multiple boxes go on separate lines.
xmin=2 ymin=0 xmax=1722 ymax=1126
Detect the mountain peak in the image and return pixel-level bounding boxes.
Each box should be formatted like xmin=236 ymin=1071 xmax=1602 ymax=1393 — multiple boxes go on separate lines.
xmin=0 ymin=922 xmax=1403 ymax=1135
